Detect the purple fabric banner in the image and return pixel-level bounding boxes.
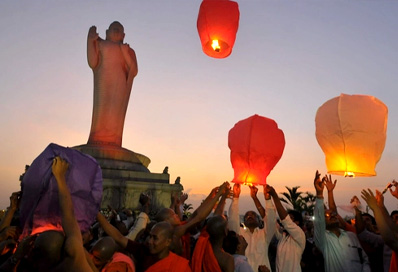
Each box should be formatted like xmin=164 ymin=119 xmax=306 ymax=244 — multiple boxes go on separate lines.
xmin=19 ymin=143 xmax=103 ymax=236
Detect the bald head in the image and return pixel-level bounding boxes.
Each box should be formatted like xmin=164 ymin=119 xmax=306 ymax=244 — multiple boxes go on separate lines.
xmin=207 ymin=215 xmax=228 ymax=242
xmin=90 ymin=237 xmax=116 ymax=269
xmin=155 ymin=208 xmax=180 ymax=226
xmin=146 ymin=222 xmax=174 ymax=256
xmin=31 ymin=230 xmax=65 ymax=271
xmin=153 ymin=221 xmax=174 ymax=239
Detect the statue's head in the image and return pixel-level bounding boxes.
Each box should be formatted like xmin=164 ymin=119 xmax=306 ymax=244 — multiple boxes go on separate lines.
xmin=106 ymin=21 xmax=125 ymax=42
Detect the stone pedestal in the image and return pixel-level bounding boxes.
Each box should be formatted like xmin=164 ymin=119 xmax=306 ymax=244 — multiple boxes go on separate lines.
xmin=73 ymin=144 xmax=183 ymax=213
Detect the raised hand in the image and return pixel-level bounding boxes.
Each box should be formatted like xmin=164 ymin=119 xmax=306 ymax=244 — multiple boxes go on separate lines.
xmin=265 ymin=184 xmax=277 ymax=198
xmin=88 ymin=26 xmax=99 ymax=40
xmin=314 ymin=170 xmax=325 ymax=196
xmin=389 ymin=181 xmax=398 ymax=199
xmin=249 ymin=185 xmax=258 ymax=199
xmin=233 ymin=183 xmax=241 ymax=198
xmin=375 ymin=189 xmax=384 ymax=207
xmin=219 ymin=182 xmax=230 ymax=195
xmin=361 ymin=189 xmax=378 ymax=211
xmin=180 ymin=193 xmax=188 ymax=204
xmin=52 ymin=156 xmax=69 ymax=180
xmin=324 ymin=174 xmax=337 ymax=192
xmin=9 ymin=191 xmax=21 ymax=211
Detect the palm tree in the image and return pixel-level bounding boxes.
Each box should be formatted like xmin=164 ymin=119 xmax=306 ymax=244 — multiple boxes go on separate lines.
xmin=280 ymin=186 xmax=304 ymax=211
xmin=300 ymin=191 xmax=316 ymax=216
xmin=183 ymin=203 xmax=193 ymax=218
xmin=279 ymin=186 xmax=316 ymax=215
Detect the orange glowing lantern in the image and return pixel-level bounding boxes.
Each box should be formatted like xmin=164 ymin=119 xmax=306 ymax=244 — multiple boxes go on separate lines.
xmin=197 ymin=0 xmax=240 ymax=58
xmin=228 ymin=114 xmax=285 ymax=186
xmin=315 ymin=94 xmax=388 ymax=177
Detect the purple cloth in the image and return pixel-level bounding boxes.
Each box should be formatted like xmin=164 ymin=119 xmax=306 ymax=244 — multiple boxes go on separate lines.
xmin=19 ymin=143 xmax=103 ymax=236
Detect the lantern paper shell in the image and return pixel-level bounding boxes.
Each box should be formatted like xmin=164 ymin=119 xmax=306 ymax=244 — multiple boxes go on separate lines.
xmin=19 ymin=143 xmax=103 ymax=237
xmin=315 ymin=94 xmax=388 ymax=177
xmin=197 ymin=0 xmax=240 ymax=58
xmin=228 ymin=114 xmax=285 ymax=186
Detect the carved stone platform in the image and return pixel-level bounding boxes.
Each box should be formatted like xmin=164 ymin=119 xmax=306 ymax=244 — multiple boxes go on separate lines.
xmin=73 ymin=144 xmax=183 ymax=212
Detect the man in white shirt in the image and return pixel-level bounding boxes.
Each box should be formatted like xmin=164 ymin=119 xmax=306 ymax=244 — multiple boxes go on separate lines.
xmin=228 ymin=184 xmax=276 ymax=272
xmin=313 ymin=171 xmax=370 ymax=272
xmin=126 ymin=193 xmax=151 ymax=241
xmin=268 ymin=185 xmax=306 ymax=272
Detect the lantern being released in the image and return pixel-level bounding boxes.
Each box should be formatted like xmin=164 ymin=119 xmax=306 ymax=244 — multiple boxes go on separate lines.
xmin=228 ymin=114 xmax=285 ymax=186
xmin=315 ymin=94 xmax=388 ymax=177
xmin=197 ymin=0 xmax=240 ymax=58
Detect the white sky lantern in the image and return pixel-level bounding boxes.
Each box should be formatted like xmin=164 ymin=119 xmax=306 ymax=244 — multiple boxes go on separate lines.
xmin=315 ymin=94 xmax=388 ymax=177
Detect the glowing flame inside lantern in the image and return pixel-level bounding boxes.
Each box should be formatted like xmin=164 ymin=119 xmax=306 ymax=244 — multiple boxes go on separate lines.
xmin=197 ymin=0 xmax=239 ymax=58
xmin=344 ymin=172 xmax=355 ymax=178
xmin=211 ymin=40 xmax=221 ymax=52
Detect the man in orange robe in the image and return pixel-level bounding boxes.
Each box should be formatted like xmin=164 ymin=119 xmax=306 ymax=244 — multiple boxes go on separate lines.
xmin=145 ymin=222 xmax=191 ymax=272
xmin=191 ymin=215 xmax=234 ymax=272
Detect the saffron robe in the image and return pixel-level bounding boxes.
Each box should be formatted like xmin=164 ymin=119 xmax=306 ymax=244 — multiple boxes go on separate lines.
xmin=191 ymin=231 xmax=222 ymax=272
xmin=145 ymin=252 xmax=191 ymax=272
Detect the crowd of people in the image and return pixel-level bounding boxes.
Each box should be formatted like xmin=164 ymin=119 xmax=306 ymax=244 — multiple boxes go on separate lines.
xmin=0 ymin=157 xmax=397 ymax=272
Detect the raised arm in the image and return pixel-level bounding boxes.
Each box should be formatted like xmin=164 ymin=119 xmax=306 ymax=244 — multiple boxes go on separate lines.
xmin=249 ymin=185 xmax=265 ymax=218
xmin=214 ymin=184 xmax=230 ymax=216
xmin=126 ymin=193 xmax=150 ymax=240
xmin=228 ymin=183 xmax=241 ymax=233
xmin=389 ymin=181 xmax=398 ymax=199
xmin=313 ymin=170 xmax=327 ymax=252
xmin=96 ymin=212 xmax=128 ymax=249
xmin=52 ymin=157 xmax=80 ymax=240
xmin=52 ymin=157 xmax=92 ymax=270
xmin=361 ymin=189 xmax=398 ymax=251
xmin=354 ymin=206 xmax=366 ymax=234
xmin=324 ymin=174 xmax=337 ymax=212
xmin=87 ymin=26 xmax=100 ymax=69
xmin=175 ymin=182 xmax=229 ymax=238
xmin=268 ymin=185 xmax=287 ymax=221
xmin=263 ymin=184 xmax=276 ymax=243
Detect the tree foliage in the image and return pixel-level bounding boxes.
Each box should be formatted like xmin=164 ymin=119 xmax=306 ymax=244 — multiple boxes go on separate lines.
xmin=183 ymin=203 xmax=193 ymax=218
xmin=280 ymin=186 xmax=316 ymax=216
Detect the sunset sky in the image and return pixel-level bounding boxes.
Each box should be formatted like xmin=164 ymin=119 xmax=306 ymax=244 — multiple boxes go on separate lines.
xmin=1 ymin=0 xmax=398 ymax=216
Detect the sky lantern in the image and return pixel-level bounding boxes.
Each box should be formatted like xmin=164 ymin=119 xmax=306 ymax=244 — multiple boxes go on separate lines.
xmin=228 ymin=114 xmax=285 ymax=186
xmin=19 ymin=143 xmax=103 ymax=237
xmin=197 ymin=0 xmax=240 ymax=58
xmin=315 ymin=94 xmax=388 ymax=177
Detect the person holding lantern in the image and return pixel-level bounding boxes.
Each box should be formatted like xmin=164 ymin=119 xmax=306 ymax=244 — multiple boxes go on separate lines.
xmin=313 ymin=170 xmax=370 ymax=272
xmin=191 ymin=215 xmax=235 ymax=272
xmin=96 ymin=183 xmax=229 ymax=271
xmin=267 ymin=184 xmax=306 ymax=272
xmin=1 ymin=157 xmax=95 ymax=272
xmin=228 ymin=183 xmax=276 ymax=272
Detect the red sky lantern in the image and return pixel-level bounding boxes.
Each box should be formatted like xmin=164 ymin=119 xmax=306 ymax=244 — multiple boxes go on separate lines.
xmin=315 ymin=94 xmax=388 ymax=177
xmin=228 ymin=114 xmax=285 ymax=186
xmin=197 ymin=0 xmax=240 ymax=58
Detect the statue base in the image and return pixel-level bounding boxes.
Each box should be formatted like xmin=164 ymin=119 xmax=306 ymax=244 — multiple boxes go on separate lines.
xmin=72 ymin=144 xmax=183 ymax=213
